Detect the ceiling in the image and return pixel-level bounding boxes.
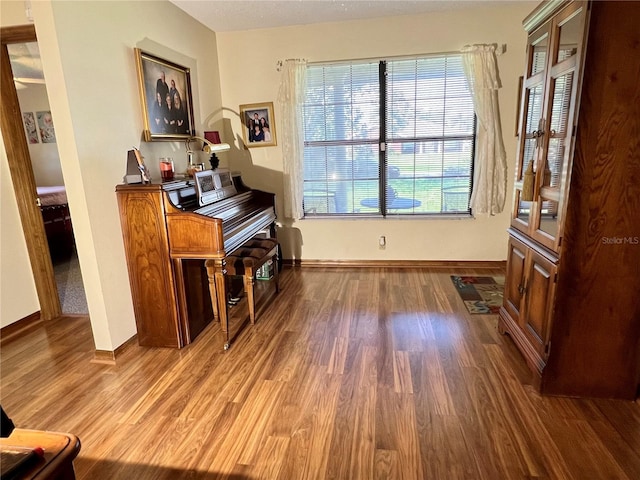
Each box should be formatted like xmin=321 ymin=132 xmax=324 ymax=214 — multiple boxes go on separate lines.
xmin=170 ymin=0 xmax=513 ymax=33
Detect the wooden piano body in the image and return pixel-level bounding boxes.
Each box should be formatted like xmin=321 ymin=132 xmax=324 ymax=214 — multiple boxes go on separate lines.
xmin=116 ymin=171 xmax=276 ymax=348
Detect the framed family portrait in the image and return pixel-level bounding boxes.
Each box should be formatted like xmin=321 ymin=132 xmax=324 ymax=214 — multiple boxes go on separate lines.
xmin=240 ymin=102 xmax=277 ymax=147
xmin=134 ymin=48 xmax=195 ymax=141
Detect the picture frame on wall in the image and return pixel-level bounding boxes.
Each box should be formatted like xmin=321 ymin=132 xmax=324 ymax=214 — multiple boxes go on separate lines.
xmin=22 ymin=112 xmax=38 ymax=144
xmin=240 ymin=102 xmax=277 ymax=147
xmin=36 ymin=111 xmax=56 ymax=143
xmin=134 ymin=48 xmax=195 ymax=142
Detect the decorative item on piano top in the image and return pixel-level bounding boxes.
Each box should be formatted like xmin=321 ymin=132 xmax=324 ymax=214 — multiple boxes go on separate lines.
xmin=185 ymin=135 xmax=230 ymax=175
xmin=205 ymin=131 xmax=225 ymax=170
xmin=159 ymin=157 xmax=174 ymax=181
xmin=124 ymin=148 xmax=151 ymax=184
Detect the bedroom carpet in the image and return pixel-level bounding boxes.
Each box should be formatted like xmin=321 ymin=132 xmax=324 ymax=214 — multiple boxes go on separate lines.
xmin=53 ymin=249 xmax=88 ymax=314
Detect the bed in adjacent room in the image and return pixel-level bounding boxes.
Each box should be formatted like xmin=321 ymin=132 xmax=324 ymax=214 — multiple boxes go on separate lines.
xmin=37 ymin=186 xmax=74 ymax=258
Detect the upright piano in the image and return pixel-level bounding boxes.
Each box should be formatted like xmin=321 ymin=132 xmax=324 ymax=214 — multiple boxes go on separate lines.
xmin=116 ymin=170 xmax=276 ymax=348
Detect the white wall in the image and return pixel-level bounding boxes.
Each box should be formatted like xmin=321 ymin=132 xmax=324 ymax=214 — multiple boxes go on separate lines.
xmin=17 ymin=84 xmax=64 ymax=186
xmin=1 ymin=129 xmax=40 ymax=325
xmin=217 ymin=2 xmax=536 ymax=261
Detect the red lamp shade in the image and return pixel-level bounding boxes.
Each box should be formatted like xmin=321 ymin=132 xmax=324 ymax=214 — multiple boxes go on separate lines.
xmin=204 ymin=131 xmax=221 ymax=144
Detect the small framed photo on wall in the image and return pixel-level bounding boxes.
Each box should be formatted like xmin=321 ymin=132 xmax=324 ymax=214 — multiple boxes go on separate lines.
xmin=240 ymin=102 xmax=277 ymax=147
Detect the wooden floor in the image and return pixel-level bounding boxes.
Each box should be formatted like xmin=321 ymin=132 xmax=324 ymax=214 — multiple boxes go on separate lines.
xmin=1 ymin=267 xmax=639 ymax=479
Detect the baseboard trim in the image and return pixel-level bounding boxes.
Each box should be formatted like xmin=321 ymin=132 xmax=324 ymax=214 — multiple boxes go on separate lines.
xmin=282 ymin=259 xmax=506 ymax=269
xmin=0 ymin=311 xmax=42 ymax=346
xmin=92 ymin=350 xmax=116 ymax=365
xmin=91 ymin=334 xmax=138 ymax=365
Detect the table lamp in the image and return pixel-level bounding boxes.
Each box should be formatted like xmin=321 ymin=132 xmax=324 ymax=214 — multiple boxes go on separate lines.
xmin=185 ymin=132 xmax=230 ymax=173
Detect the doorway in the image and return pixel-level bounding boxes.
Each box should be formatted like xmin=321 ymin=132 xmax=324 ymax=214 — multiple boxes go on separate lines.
xmin=1 ymin=25 xmax=86 ymax=319
xmin=8 ymin=41 xmax=87 ymax=315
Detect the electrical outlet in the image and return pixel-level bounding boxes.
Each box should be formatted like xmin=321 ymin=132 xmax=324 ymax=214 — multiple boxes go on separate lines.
xmin=379 ymin=235 xmax=386 ymax=249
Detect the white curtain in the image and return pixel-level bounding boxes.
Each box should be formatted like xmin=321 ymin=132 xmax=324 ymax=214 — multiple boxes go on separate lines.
xmin=277 ymin=59 xmax=307 ymax=220
xmin=461 ymin=44 xmax=507 ymax=216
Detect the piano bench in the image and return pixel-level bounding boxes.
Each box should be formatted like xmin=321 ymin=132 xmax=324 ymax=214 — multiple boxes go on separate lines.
xmin=213 ymin=237 xmax=280 ymax=325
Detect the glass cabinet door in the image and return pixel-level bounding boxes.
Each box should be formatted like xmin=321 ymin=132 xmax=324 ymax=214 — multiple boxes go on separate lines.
xmin=512 ymin=27 xmax=549 ymax=234
xmin=534 ymin=72 xmax=572 ymax=242
xmin=514 ymin=85 xmax=544 ymax=227
xmin=531 ymin=4 xmax=584 ymax=250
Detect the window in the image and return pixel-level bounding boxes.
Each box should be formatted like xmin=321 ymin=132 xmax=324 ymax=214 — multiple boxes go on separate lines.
xmin=302 ymin=54 xmax=476 ymax=217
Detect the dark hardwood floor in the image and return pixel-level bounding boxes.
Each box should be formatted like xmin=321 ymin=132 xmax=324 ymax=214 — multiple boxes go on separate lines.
xmin=1 ymin=266 xmax=639 ymax=479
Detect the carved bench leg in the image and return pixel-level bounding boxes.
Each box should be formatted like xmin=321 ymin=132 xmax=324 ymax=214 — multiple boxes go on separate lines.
xmin=244 ymin=268 xmax=256 ymax=325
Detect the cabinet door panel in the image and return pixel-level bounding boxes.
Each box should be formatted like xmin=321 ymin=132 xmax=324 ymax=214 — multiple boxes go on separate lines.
xmin=530 ymin=3 xmax=584 ymax=251
xmin=503 ymin=237 xmax=527 ymax=322
xmin=533 ymin=69 xmax=575 ymax=248
xmin=513 ymin=24 xmax=548 ymax=234
xmin=528 ymin=26 xmax=549 ymax=77
xmin=553 ymin=3 xmax=583 ymax=64
xmin=514 ymin=85 xmax=545 ymax=232
xmin=514 ymin=2 xmax=586 ymax=253
xmin=523 ymin=252 xmax=557 ymax=359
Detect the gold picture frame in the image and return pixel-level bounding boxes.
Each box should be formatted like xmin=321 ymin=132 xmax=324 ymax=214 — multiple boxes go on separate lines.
xmin=135 ymin=48 xmax=195 ymax=142
xmin=240 ymin=102 xmax=277 ymax=147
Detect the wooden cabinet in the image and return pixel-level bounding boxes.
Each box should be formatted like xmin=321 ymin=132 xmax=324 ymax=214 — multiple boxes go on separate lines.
xmin=499 ymin=0 xmax=640 ymax=399
xmin=500 ymin=233 xmax=557 ymax=375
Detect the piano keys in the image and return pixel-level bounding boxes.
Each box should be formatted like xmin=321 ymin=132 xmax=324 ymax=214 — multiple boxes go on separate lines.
xmin=116 ymin=170 xmax=276 ymax=348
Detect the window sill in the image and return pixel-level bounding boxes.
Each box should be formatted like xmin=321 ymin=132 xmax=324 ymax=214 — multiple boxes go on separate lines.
xmin=301 ymin=213 xmax=474 ymax=220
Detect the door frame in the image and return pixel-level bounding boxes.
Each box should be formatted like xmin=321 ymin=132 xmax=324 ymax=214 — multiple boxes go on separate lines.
xmin=1 ymin=24 xmax=61 ymax=320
